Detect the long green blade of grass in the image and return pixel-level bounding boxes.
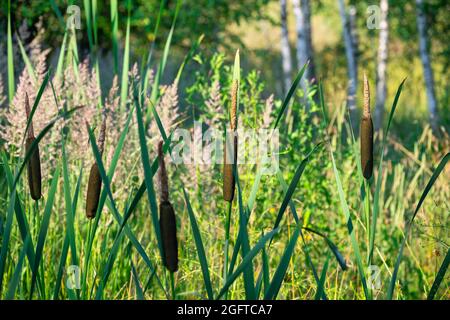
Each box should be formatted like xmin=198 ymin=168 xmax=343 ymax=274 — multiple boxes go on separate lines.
xmin=216 ymin=228 xmax=279 ymax=300
xmin=22 ymin=70 xmax=51 ymax=143
xmin=264 ymin=227 xmax=300 ymax=300
xmin=29 ymin=166 xmax=60 ymax=298
xmin=110 ymin=0 xmax=119 ymax=74
xmin=183 ymin=188 xmax=214 ymax=300
xmin=16 ymin=34 xmax=37 ymax=83
xmin=120 ymin=0 xmax=131 ymax=110
xmin=7 ymin=0 xmax=15 ymax=103
xmin=427 ymin=249 xmax=450 ymax=300
xmin=135 ymin=91 xmax=164 ymax=261
xmin=368 ymin=79 xmax=407 ymax=265
xmin=319 ymin=82 xmax=370 ymax=299
xmin=272 ymin=62 xmax=308 ymax=130
xmin=0 ymin=183 xmax=16 ymax=297
xmin=5 ymin=236 xmax=30 ymax=300
xmin=388 ymin=153 xmax=449 ymax=299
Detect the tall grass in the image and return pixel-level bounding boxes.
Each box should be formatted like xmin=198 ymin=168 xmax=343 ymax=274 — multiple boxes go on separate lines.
xmin=0 ymin=1 xmax=448 ymax=301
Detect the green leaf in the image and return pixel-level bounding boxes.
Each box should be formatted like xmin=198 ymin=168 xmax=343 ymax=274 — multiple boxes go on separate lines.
xmin=264 ymin=227 xmax=300 ymax=300
xmin=369 ymin=78 xmax=406 ymax=265
xmin=183 ymin=188 xmax=214 ymax=300
xmin=30 ymin=166 xmax=60 ymax=298
xmin=388 ymin=153 xmax=449 ymax=299
xmin=272 ymin=62 xmax=308 ymax=130
xmin=5 ymin=236 xmax=30 ymax=300
xmin=216 ymin=228 xmax=279 ymax=300
xmin=428 ymin=249 xmax=450 ymax=300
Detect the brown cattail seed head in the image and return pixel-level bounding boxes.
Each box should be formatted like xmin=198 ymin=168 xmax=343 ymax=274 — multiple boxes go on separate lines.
xmin=85 ymin=111 xmax=107 ymax=219
xmin=223 ymin=135 xmax=237 ymax=202
xmin=223 ymin=77 xmax=239 ymax=202
xmin=26 ymin=137 xmax=42 ymax=200
xmin=24 ymin=92 xmax=41 ymax=200
xmin=85 ymin=163 xmax=102 ymax=219
xmin=159 ymin=201 xmax=178 ymax=273
xmin=157 ymin=140 xmax=178 ymax=272
xmin=360 ymin=73 xmax=374 ymax=179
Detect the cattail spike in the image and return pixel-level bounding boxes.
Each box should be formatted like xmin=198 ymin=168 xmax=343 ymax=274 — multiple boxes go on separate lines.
xmin=158 ymin=140 xmax=169 ymax=202
xmin=85 ymin=112 xmax=107 ymax=219
xmin=24 ymin=92 xmax=35 ymax=138
xmin=361 ymin=72 xmax=374 ymax=180
xmin=97 ymin=107 xmax=107 ymax=155
xmin=363 ymin=72 xmax=371 ymax=117
xmin=230 ymin=80 xmax=238 ymax=131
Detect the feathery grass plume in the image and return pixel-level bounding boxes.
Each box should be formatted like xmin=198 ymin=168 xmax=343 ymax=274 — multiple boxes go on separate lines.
xmin=85 ymin=108 xmax=107 ymax=219
xmin=158 ymin=140 xmax=178 ymax=273
xmin=24 ymin=92 xmax=42 ymax=200
xmin=360 ymin=73 xmax=374 ymax=179
xmin=223 ymin=50 xmax=240 ymax=202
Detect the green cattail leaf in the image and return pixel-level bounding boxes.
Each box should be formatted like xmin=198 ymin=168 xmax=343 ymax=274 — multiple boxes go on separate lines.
xmin=319 ymin=81 xmax=370 ymax=299
xmin=272 ymin=62 xmax=308 ymax=130
xmin=428 ymin=249 xmax=450 ymax=300
xmin=388 ymin=153 xmax=449 ymax=300
xmin=5 ymin=236 xmax=30 ymax=300
xmin=30 ymin=166 xmax=60 ymax=298
xmin=315 ymin=253 xmax=331 ymax=300
xmin=271 ymin=143 xmax=322 ymax=233
xmin=7 ymin=0 xmax=14 ymax=103
xmin=110 ymin=0 xmax=119 ymax=74
xmin=264 ymin=227 xmax=300 ymax=300
xmin=1 ymin=153 xmax=39 ymax=291
xmin=55 ymin=31 xmax=68 ymax=80
xmin=22 ymin=70 xmax=51 ymax=144
xmin=119 ymin=5 xmax=131 ymax=110
xmin=16 ymin=34 xmax=37 ymax=83
xmin=131 ymin=261 xmax=145 ymax=300
xmin=134 ymin=93 xmax=164 ymax=263
xmin=369 ymin=78 xmax=407 ymax=264
xmin=216 ymin=228 xmax=279 ymax=300
xmin=147 ymin=0 xmax=181 ymax=121
xmin=183 ymin=188 xmax=214 ymax=300
xmin=0 ymin=182 xmax=16 ymax=296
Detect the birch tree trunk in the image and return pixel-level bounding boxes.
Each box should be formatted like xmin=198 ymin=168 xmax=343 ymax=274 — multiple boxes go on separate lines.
xmin=280 ymin=0 xmax=295 ymax=129
xmin=292 ymin=0 xmax=318 ymax=106
xmin=375 ymin=0 xmax=389 ymax=131
xmin=338 ymin=0 xmax=358 ymax=126
xmin=280 ymin=0 xmax=293 ymax=96
xmin=416 ymin=0 xmax=439 ymax=133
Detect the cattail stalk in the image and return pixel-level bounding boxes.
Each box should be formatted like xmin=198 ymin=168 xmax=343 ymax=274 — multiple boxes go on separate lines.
xmin=158 ymin=141 xmax=178 ymax=273
xmin=85 ymin=109 xmax=107 ymax=219
xmin=25 ymin=92 xmax=42 ymax=200
xmin=223 ymin=79 xmax=238 ymax=202
xmin=360 ymin=73 xmax=374 ymax=179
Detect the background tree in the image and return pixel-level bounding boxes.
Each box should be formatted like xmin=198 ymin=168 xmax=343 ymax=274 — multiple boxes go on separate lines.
xmin=415 ymin=0 xmax=439 ymax=133
xmin=338 ymin=0 xmax=358 ymax=126
xmin=374 ymin=0 xmax=389 ymax=131
xmin=292 ymin=0 xmax=318 ymax=105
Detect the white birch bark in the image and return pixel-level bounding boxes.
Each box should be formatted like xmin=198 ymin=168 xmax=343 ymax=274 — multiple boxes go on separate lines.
xmin=375 ymin=0 xmax=389 ymax=131
xmin=416 ymin=0 xmax=439 ymax=133
xmin=338 ymin=0 xmax=358 ymax=124
xmin=292 ymin=0 xmax=318 ymax=105
xmin=280 ymin=0 xmax=293 ymax=96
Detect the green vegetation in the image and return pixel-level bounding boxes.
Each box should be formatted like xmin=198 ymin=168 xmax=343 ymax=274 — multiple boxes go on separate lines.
xmin=0 ymin=0 xmax=448 ymax=300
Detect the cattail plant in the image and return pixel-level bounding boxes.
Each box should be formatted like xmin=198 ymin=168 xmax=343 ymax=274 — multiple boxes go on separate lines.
xmin=85 ymin=108 xmax=107 ymax=219
xmin=360 ymin=73 xmax=374 ymax=179
xmin=223 ymin=51 xmax=240 ymax=202
xmin=24 ymin=92 xmax=42 ymax=200
xmin=158 ymin=140 xmax=178 ymax=273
